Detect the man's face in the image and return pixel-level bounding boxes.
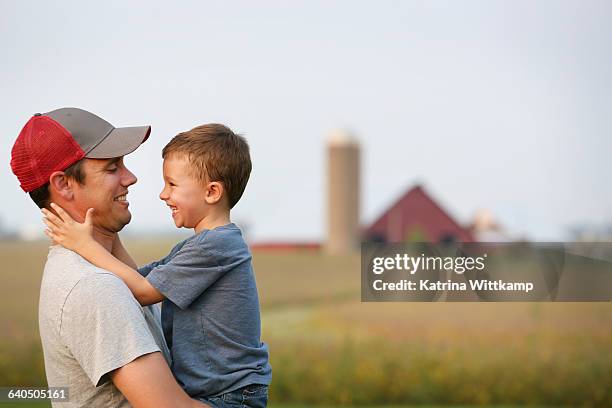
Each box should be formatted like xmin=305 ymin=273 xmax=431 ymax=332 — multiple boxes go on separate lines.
xmin=71 ymin=157 xmax=137 ymax=233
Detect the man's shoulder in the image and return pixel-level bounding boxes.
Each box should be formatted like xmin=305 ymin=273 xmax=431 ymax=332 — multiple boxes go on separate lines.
xmin=43 ymin=246 xmax=136 ymax=305
xmin=70 ymin=269 xmax=134 ymax=302
xmin=39 ymin=247 xmax=147 ymax=354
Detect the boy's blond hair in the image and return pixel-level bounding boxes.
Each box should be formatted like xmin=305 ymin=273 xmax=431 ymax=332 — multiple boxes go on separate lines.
xmin=162 ymin=124 xmax=251 ymax=209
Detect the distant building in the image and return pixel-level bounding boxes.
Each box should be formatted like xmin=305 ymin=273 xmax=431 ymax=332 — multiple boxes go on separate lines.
xmin=325 ymin=130 xmax=360 ymax=254
xmin=364 ymin=185 xmax=475 ymax=243
xmin=265 ymin=132 xmax=488 ymax=252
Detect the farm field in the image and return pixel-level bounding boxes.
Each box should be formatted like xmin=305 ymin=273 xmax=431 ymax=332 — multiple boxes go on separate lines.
xmin=1 ymin=239 xmax=611 ymax=406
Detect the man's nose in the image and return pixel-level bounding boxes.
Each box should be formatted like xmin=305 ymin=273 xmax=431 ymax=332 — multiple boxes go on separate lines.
xmin=121 ymin=166 xmax=138 ymax=187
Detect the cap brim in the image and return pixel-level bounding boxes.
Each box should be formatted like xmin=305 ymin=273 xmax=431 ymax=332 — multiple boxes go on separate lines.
xmin=85 ymin=126 xmax=151 ymax=159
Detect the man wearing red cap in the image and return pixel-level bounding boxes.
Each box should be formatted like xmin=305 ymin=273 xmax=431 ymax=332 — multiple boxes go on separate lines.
xmin=11 ymin=108 xmax=208 ymax=408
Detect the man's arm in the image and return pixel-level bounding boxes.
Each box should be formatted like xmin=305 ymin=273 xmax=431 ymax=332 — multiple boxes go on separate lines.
xmin=110 ymin=352 xmax=208 ymax=408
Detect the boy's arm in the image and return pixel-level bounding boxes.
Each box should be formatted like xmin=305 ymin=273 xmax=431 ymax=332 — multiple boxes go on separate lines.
xmin=80 ymin=240 xmax=165 ymax=306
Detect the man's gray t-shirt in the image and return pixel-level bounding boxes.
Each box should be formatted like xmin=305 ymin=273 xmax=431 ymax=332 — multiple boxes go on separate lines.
xmin=139 ymin=223 xmax=271 ymax=399
xmin=39 ymin=246 xmax=171 ymax=407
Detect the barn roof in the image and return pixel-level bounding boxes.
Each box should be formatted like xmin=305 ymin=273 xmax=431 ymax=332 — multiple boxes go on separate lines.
xmin=365 ymin=184 xmax=475 ymax=243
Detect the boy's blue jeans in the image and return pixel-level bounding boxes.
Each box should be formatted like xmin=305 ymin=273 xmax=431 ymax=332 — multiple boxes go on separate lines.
xmin=200 ymin=384 xmax=268 ymax=408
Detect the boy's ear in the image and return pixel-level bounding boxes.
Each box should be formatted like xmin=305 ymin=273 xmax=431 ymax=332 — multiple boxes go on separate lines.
xmin=48 ymin=171 xmax=74 ymax=201
xmin=204 ymin=181 xmax=224 ymax=205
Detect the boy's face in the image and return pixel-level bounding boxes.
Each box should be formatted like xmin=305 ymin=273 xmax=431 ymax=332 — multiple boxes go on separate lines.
xmin=159 ymin=155 xmax=209 ymax=231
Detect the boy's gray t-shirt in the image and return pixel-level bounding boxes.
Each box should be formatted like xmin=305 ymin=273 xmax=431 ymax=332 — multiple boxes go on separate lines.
xmin=39 ymin=246 xmax=171 ymax=408
xmin=139 ymin=223 xmax=271 ymax=398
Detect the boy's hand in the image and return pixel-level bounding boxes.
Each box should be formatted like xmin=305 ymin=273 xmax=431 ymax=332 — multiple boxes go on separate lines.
xmin=42 ymin=202 xmax=95 ymax=253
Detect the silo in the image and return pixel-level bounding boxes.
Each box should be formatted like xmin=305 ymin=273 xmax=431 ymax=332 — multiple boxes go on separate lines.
xmin=326 ymin=129 xmax=360 ymax=254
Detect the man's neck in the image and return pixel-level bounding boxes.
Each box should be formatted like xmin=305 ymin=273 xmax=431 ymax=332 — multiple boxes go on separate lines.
xmin=92 ymin=228 xmax=115 ymax=252
xmin=47 ymin=199 xmax=116 ymax=252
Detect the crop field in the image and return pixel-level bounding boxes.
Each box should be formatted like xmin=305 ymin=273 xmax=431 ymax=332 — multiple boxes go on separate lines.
xmin=1 ymin=239 xmax=611 ymax=407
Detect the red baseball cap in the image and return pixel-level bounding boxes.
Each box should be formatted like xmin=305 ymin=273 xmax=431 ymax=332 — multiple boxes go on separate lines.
xmin=10 ymin=108 xmax=151 ymax=192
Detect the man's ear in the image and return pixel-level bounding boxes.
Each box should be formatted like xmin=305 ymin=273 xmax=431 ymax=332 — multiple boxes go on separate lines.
xmin=204 ymin=181 xmax=224 ymax=205
xmin=48 ymin=171 xmax=74 ymax=201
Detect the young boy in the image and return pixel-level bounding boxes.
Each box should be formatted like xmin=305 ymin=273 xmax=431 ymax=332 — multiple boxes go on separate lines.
xmin=43 ymin=124 xmax=271 ymax=407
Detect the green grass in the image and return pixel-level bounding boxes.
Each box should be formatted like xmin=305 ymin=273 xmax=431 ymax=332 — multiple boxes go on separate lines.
xmin=1 ymin=240 xmax=611 ymax=406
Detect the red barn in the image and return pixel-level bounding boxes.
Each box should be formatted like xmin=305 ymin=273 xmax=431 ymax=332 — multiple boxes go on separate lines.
xmin=365 ymin=185 xmax=475 ymax=243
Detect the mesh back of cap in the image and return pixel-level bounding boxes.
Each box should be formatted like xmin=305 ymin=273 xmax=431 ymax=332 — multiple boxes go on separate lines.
xmin=11 ymin=116 xmax=85 ymax=192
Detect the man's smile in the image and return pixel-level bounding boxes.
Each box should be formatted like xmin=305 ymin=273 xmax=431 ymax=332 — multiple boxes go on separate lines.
xmin=114 ymin=192 xmax=129 ymax=206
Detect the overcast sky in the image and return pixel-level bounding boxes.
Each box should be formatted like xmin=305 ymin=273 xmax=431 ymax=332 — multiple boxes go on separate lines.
xmin=1 ymin=0 xmax=611 ymax=241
